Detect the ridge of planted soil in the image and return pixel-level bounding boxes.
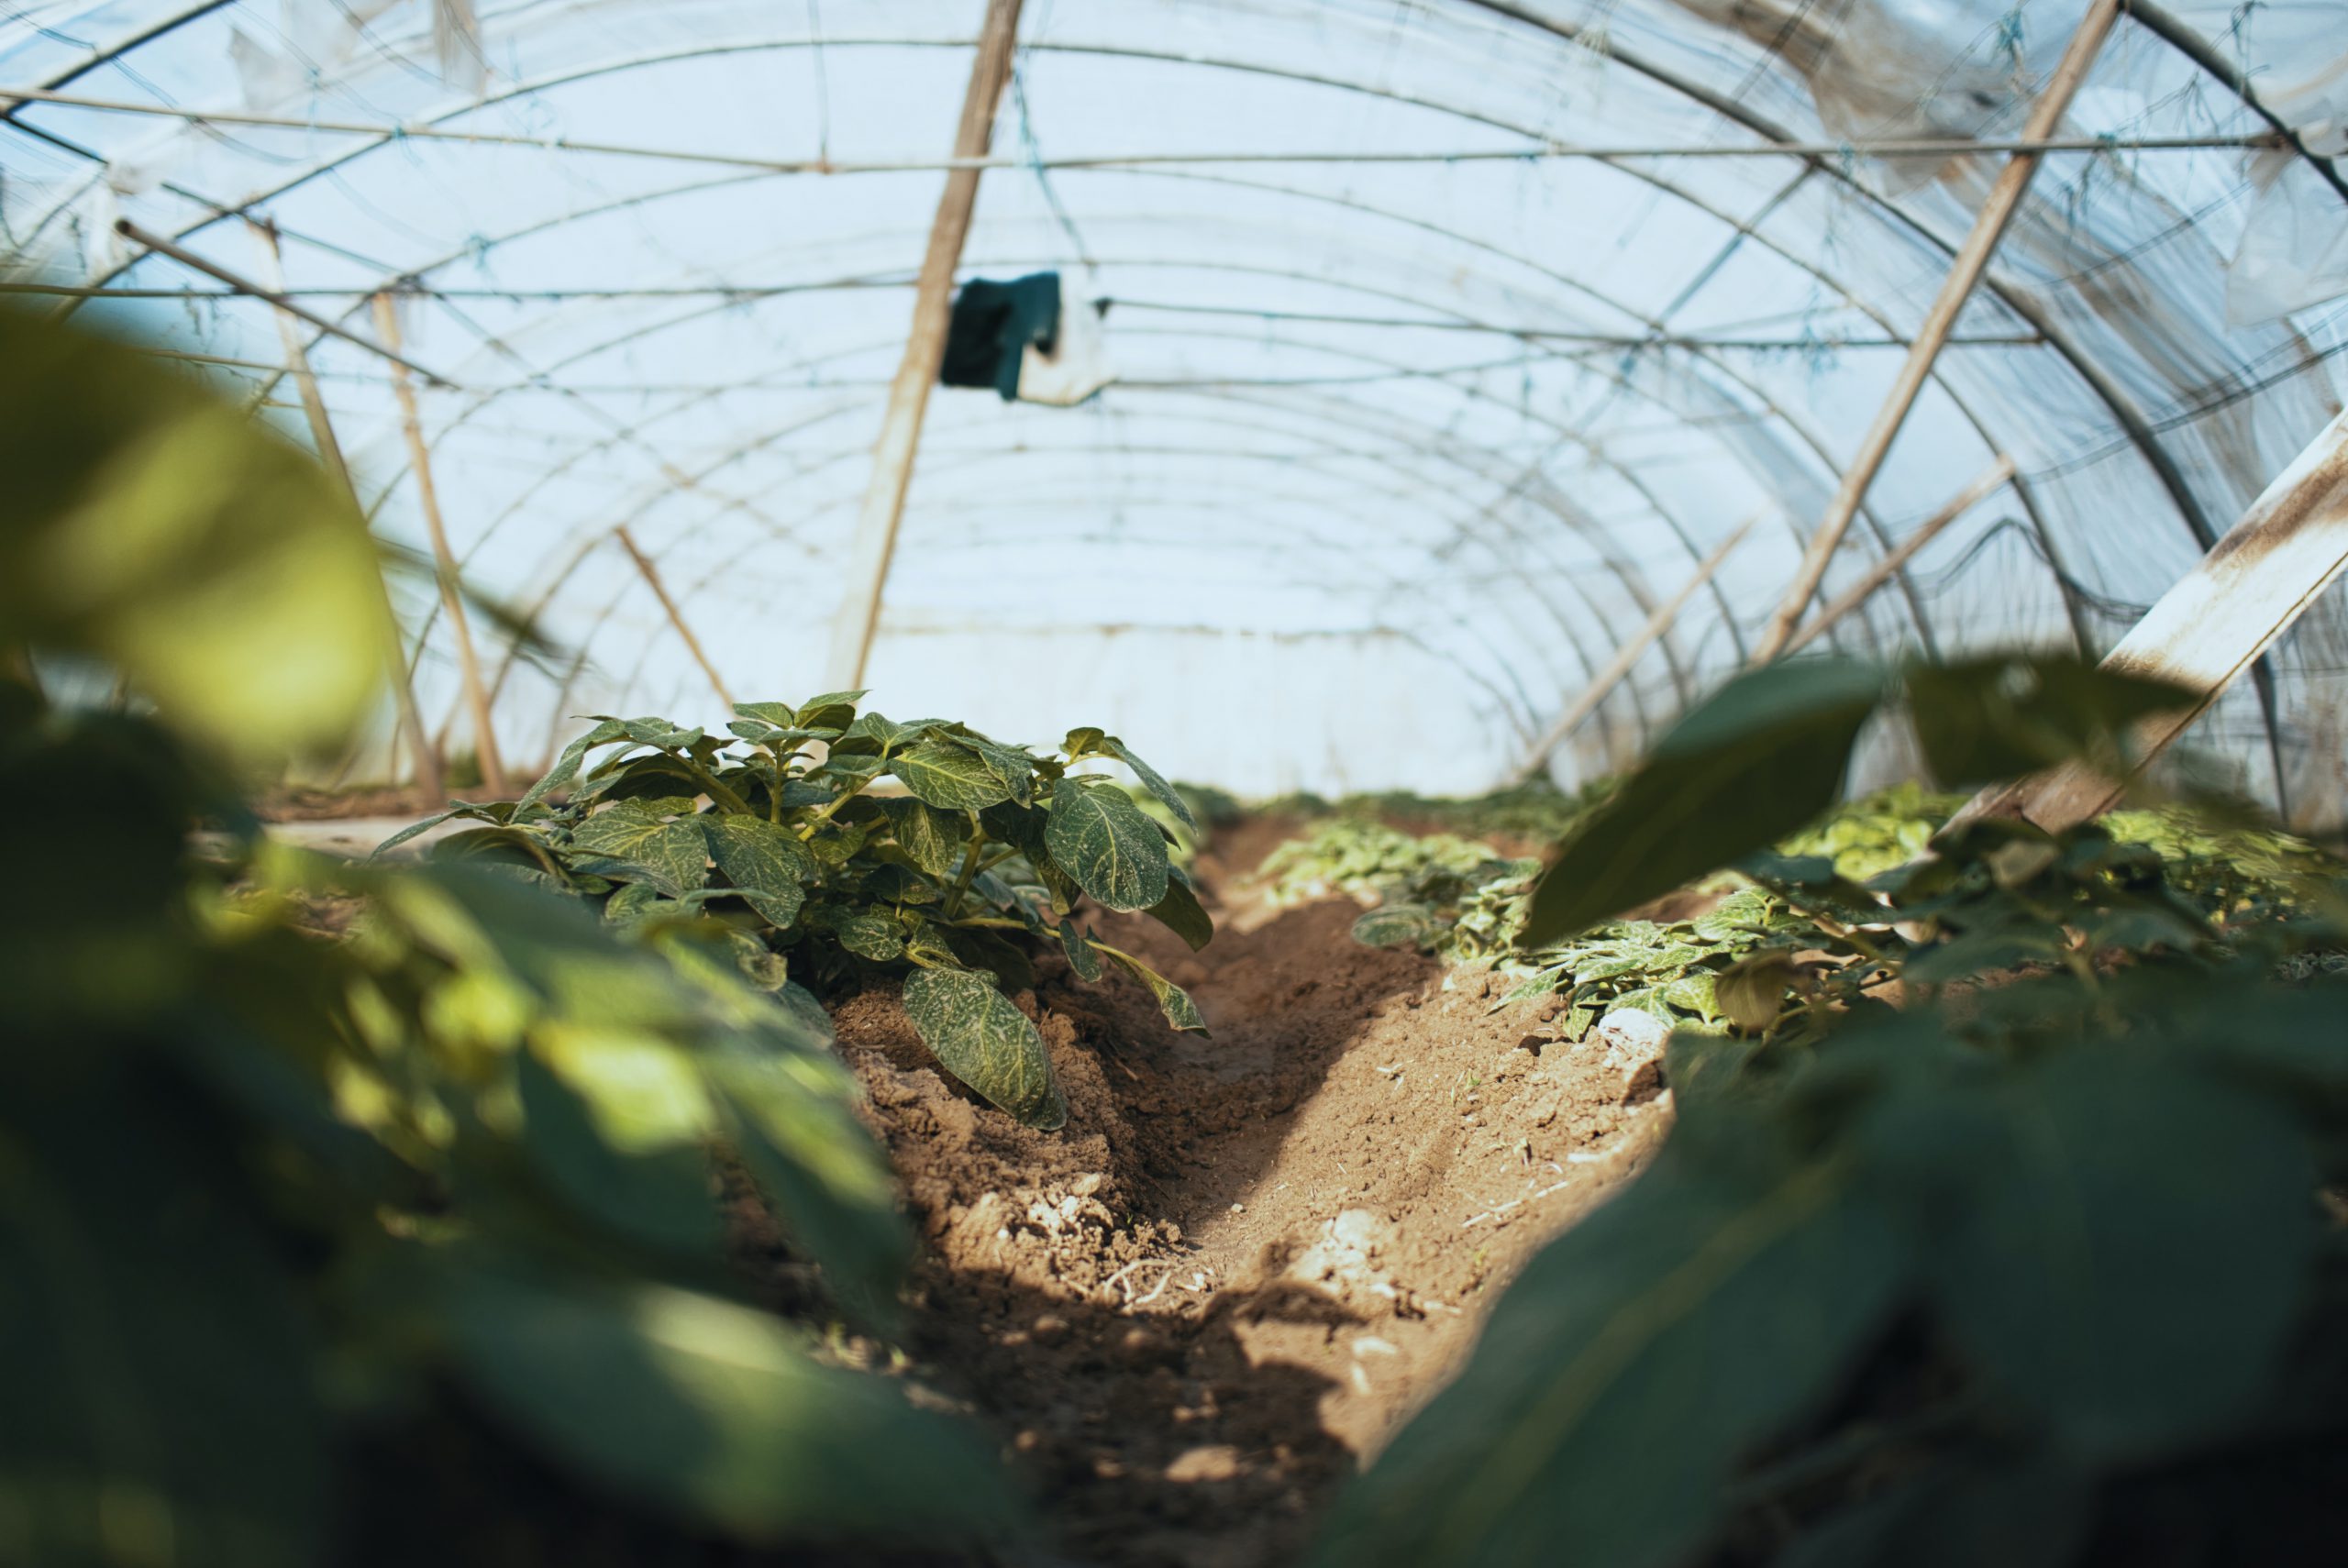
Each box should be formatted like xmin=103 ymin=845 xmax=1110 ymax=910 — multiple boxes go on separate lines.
xmin=814 ymin=817 xmax=1673 ymax=1568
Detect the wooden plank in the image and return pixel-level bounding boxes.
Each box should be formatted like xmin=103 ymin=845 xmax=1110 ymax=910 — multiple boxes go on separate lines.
xmin=1777 ymin=454 xmax=2019 ymax=657
xmin=371 ymin=291 xmax=508 ymax=795
xmin=823 ymin=0 xmax=1025 ymax=690
xmin=1961 ymin=409 xmax=2348 ymax=832
xmin=1512 ymin=513 xmax=1760 ymax=783
xmin=1748 ymin=0 xmax=2122 ymax=662
xmin=615 ymin=525 xmax=735 ymax=710
xmin=249 ymin=221 xmax=442 ymax=799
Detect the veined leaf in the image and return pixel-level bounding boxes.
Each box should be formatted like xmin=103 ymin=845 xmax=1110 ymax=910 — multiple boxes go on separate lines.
xmin=703 ymin=816 xmax=815 ymax=929
xmin=793 ymin=690 xmax=867 ymax=731
xmin=838 ymin=711 xmax=914 ymax=752
xmin=1102 ymin=948 xmax=1207 ymax=1033
xmin=520 ymin=718 xmax=632 ymax=809
xmin=1145 ymin=875 xmax=1215 ymax=951
xmin=875 ymin=796 xmax=969 ymax=879
xmin=1059 ymin=921 xmax=1104 ymax=982
xmin=830 ymin=909 xmax=905 ymax=963
xmin=569 ymin=810 xmax=710 ymax=899
xmin=1105 ymin=737 xmax=1197 ymax=832
xmin=958 ymin=734 xmax=1039 ymax=806
xmin=1523 ymin=659 xmax=1888 ymax=947
xmin=732 ymin=701 xmax=798 ymax=726
xmin=902 ymin=966 xmax=1068 ymax=1129
xmin=891 ymin=740 xmax=1015 ymax=812
xmin=1045 ymin=780 xmax=1169 ymax=912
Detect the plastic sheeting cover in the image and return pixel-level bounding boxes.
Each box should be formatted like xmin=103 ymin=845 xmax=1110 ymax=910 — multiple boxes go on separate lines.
xmin=1 ymin=0 xmax=2343 ymax=814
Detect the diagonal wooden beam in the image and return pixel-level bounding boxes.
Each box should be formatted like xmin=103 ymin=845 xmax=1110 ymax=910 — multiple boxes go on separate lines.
xmin=823 ymin=0 xmax=1025 ymax=690
xmin=372 ymin=291 xmax=508 ymax=795
xmin=249 ymin=221 xmax=443 ymax=800
xmin=1778 ymin=454 xmax=2019 ymax=657
xmin=1512 ymin=513 xmax=1761 ymax=783
xmin=615 ymin=525 xmax=734 ymax=710
xmin=1749 ymin=0 xmax=2122 ymax=663
xmin=1958 ymin=409 xmax=2348 ymax=833
xmin=117 ymin=218 xmax=454 ymax=388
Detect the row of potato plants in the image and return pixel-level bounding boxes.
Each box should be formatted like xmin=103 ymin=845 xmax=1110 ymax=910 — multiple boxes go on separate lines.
xmin=1319 ymin=654 xmax=2348 ymax=1567
xmin=382 ymin=697 xmax=1213 ymax=1131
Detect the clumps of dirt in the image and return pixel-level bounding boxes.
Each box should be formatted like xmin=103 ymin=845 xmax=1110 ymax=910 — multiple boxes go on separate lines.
xmin=804 ymin=829 xmax=1678 ymax=1568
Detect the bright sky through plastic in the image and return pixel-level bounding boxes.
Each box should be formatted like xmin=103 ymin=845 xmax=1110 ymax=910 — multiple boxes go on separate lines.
xmin=1 ymin=0 xmax=2344 ymax=810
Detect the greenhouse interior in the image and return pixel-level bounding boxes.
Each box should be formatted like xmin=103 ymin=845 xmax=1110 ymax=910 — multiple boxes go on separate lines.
xmin=6 ymin=0 xmax=2348 ymax=1563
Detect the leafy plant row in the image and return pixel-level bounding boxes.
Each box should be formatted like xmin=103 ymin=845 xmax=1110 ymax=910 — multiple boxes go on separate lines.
xmin=383 ymin=701 xmax=1215 ymax=1130
xmin=1 ymin=305 xmax=1015 ymax=1563
xmin=1319 ymin=653 xmax=2348 ymax=1567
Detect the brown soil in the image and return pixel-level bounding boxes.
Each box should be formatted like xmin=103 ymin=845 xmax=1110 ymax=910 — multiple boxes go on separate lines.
xmin=810 ymin=823 xmax=1671 ymax=1568
xmin=259 ymin=782 xmax=448 ymax=821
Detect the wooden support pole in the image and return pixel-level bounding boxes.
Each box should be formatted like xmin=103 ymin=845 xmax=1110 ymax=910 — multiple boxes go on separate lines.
xmin=615 ymin=525 xmax=735 ymax=710
xmin=1777 ymin=454 xmax=2019 ymax=657
xmin=249 ymin=222 xmax=443 ymax=800
xmin=1958 ymin=409 xmax=2348 ymax=834
xmin=371 ymin=291 xmax=508 ymax=795
xmin=118 ymin=218 xmax=453 ymax=388
xmin=1512 ymin=513 xmax=1761 ymax=783
xmin=823 ymin=0 xmax=1025 ymax=690
xmin=1749 ymin=0 xmax=2121 ymax=663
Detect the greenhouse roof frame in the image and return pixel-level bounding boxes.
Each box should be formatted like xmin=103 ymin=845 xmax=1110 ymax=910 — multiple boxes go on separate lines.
xmin=3 ymin=0 xmax=2344 ymax=812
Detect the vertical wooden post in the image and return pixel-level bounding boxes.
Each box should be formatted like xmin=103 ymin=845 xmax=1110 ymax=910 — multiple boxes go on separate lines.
xmin=823 ymin=0 xmax=1025 ymax=690
xmin=371 ymin=290 xmax=508 ymax=794
xmin=1777 ymin=454 xmax=2019 ymax=657
xmin=1750 ymin=0 xmax=2122 ymax=662
xmin=1956 ymin=410 xmax=2348 ymax=834
xmin=1512 ymin=513 xmax=1761 ymax=783
xmin=249 ymin=222 xmax=442 ymax=800
xmin=615 ymin=525 xmax=735 ymax=710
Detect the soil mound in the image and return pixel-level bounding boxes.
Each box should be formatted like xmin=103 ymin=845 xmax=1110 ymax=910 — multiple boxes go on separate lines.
xmin=814 ymin=834 xmax=1670 ymax=1567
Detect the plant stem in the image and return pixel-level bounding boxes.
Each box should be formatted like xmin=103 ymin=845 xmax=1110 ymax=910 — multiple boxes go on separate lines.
xmin=943 ymin=831 xmax=990 ymax=919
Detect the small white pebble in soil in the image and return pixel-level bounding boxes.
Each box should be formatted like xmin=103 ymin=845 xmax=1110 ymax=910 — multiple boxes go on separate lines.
xmin=1165 ymin=1445 xmax=1242 ymax=1484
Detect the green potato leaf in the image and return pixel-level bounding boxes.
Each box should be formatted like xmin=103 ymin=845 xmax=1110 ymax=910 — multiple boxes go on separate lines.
xmin=901 ymin=966 xmax=1069 ymax=1129
xmin=875 ymin=795 xmax=971 ymax=879
xmin=1146 ymin=874 xmax=1216 ymax=952
xmin=1104 ymin=737 xmax=1197 ymax=832
xmin=1314 ymin=1150 xmax=1907 ymax=1568
xmin=1522 ymin=658 xmax=1888 ymax=948
xmin=892 ymin=740 xmax=1018 ymax=812
xmin=1045 ymin=780 xmax=1170 ymax=912
xmin=0 ymin=307 xmax=390 ymax=761
xmin=1102 ymin=948 xmax=1208 ymax=1033
xmin=442 ymin=1261 xmax=1013 ymax=1543
xmin=703 ymin=815 xmax=815 ymax=928
xmin=568 ymin=809 xmax=711 ymax=899
xmin=1059 ymin=921 xmax=1104 ymax=981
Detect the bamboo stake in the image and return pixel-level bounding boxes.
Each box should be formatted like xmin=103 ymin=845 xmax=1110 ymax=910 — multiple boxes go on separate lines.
xmin=1955 ymin=409 xmax=2348 ymax=834
xmin=116 ymin=219 xmax=453 ymax=388
xmin=1749 ymin=0 xmax=2122 ymax=663
xmin=615 ymin=525 xmax=735 ymax=709
xmin=824 ymin=0 xmax=1025 ymax=690
xmin=371 ymin=291 xmax=508 ymax=794
xmin=249 ymin=223 xmax=444 ymax=800
xmin=1512 ymin=513 xmax=1761 ymax=783
xmin=1777 ymin=454 xmax=2019 ymax=657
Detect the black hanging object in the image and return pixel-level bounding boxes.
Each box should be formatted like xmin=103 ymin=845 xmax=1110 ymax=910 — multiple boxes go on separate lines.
xmin=940 ymin=272 xmax=1062 ymax=401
